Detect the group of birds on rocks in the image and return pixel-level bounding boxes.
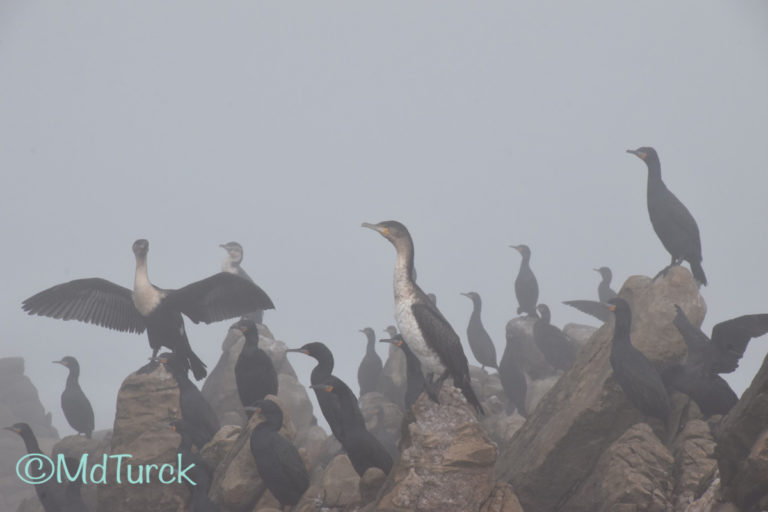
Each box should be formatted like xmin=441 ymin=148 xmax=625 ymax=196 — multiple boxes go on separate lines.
xmin=6 ymin=147 xmax=768 ymax=512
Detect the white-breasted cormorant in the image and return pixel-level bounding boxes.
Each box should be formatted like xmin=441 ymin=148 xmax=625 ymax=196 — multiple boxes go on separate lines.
xmin=510 ymin=244 xmax=539 ymax=317
xmin=248 ymin=400 xmax=309 ymax=510
xmin=664 ymin=305 xmax=768 ymax=417
xmin=311 ymin=376 xmax=393 ymax=477
xmin=220 ymin=241 xmax=264 ymax=324
xmin=53 ymin=356 xmax=94 ymax=438
xmin=627 ymin=147 xmax=707 ymax=286
xmin=170 ymin=419 xmax=219 ymax=512
xmin=357 ymin=327 xmax=383 ymax=397
xmin=533 ymin=304 xmax=577 ymax=372
xmin=608 ymin=298 xmax=671 ymax=421
xmin=285 ymin=342 xmax=345 ymax=442
xmin=22 ymin=239 xmax=275 ymax=380
xmin=499 ymin=330 xmax=528 ymax=417
xmin=160 ymin=352 xmax=220 ymax=449
xmin=380 ymin=334 xmax=426 ymax=410
xmin=363 ymin=221 xmax=483 ymax=415
xmin=460 ymin=292 xmax=499 ymax=370
xmin=232 ymin=319 xmax=278 ymax=415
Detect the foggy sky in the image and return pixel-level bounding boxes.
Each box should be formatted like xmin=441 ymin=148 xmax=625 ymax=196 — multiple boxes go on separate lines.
xmin=1 ymin=1 xmax=767 ymax=436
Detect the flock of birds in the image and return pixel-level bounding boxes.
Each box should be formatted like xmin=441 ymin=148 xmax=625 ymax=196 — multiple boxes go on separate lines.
xmin=5 ymin=146 xmax=768 ymax=512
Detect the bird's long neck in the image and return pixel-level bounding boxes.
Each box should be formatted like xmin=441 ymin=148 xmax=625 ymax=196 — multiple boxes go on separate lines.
xmin=645 ymin=161 xmax=664 ymax=191
xmin=393 ymin=238 xmax=416 ymax=299
xmin=66 ymin=367 xmax=80 ymax=387
xmin=21 ymin=432 xmax=41 ymax=454
xmin=366 ymin=334 xmax=377 ymax=356
xmin=310 ymin=356 xmax=334 ymax=384
xmin=612 ymin=311 xmax=632 ymax=345
xmin=470 ymin=298 xmax=482 ymax=321
xmin=134 ymin=253 xmax=151 ymax=290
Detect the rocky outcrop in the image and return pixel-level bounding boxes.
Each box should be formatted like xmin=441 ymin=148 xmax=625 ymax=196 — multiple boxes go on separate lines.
xmin=480 ymin=483 xmax=525 ymax=512
xmin=359 ymin=392 xmax=402 ymax=458
xmin=499 ymin=267 xmax=704 ymax=512
xmin=505 ymin=317 xmax=554 ymax=380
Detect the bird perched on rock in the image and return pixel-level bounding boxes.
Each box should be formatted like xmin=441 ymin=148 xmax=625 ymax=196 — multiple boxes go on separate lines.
xmin=53 ymin=356 xmax=94 ymax=438
xmin=499 ymin=330 xmax=528 ymax=417
xmin=357 ymin=327 xmax=383 ymax=397
xmin=232 ymin=319 xmax=278 ymax=415
xmin=607 ymin=298 xmax=670 ymax=421
xmin=563 ymin=267 xmax=617 ymax=323
xmin=533 ymin=304 xmax=577 ymax=371
xmin=664 ymin=305 xmax=768 ymax=417
xmin=460 ymin=292 xmax=498 ymax=370
xmin=627 ymin=147 xmax=707 ymax=286
xmin=510 ymin=244 xmax=539 ymax=317
xmin=22 ymin=239 xmax=275 ymax=380
xmin=363 ymin=220 xmax=483 ymax=414
xmin=220 ymin=241 xmax=264 ymax=324
xmin=311 ymin=376 xmax=393 ymax=477
xmin=248 ymin=400 xmax=309 ymax=511
xmin=170 ymin=419 xmax=218 ymax=512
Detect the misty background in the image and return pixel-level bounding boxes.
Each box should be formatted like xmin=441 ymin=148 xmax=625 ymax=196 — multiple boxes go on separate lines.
xmin=1 ymin=1 xmax=767 ymax=436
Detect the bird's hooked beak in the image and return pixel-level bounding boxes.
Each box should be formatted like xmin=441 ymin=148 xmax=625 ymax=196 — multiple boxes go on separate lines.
xmin=52 ymin=360 xmax=67 ymax=366
xmin=460 ymin=292 xmax=471 ymax=298
xmin=3 ymin=426 xmax=20 ymax=434
xmin=379 ymin=338 xmax=403 ymax=347
xmin=243 ymin=406 xmax=262 ymax=414
xmin=626 ymin=149 xmax=647 ymax=160
xmin=158 ymin=356 xmax=169 ymax=364
xmin=285 ymin=348 xmax=309 ymax=355
xmin=361 ymin=222 xmax=389 ymax=237
xmin=509 ymin=245 xmax=521 ymax=253
xmin=309 ymin=384 xmax=333 ymax=393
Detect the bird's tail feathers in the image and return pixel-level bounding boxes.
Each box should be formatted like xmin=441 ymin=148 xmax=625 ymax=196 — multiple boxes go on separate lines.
xmin=689 ymin=260 xmax=707 ymax=286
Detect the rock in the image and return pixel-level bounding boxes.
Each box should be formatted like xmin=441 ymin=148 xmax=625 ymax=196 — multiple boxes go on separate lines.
xmin=469 ymin=367 xmax=505 ymax=404
xmin=200 ymin=424 xmax=241 ymax=473
xmin=359 ymin=467 xmax=386 ymax=504
xmin=505 ymin=317 xmax=554 ymax=380
xmin=276 ymin=373 xmax=315 ymax=436
xmin=498 ymin=268 xmax=704 ymax=512
xmin=524 ymin=375 xmax=558 ymax=415
xmin=293 ymin=425 xmax=329 ymax=474
xmin=359 ymin=392 xmax=402 ymax=458
xmin=672 ymin=419 xmax=717 ymax=510
xmin=733 ymin=428 xmax=768 ymax=510
xmin=52 ymin=434 xmax=107 ymax=512
xmin=480 ymin=483 xmax=525 ymax=512
xmin=96 ymin=362 xmax=187 ymax=512
xmin=377 ymin=385 xmax=496 ymax=512
xmin=563 ymin=323 xmax=598 ymax=349
xmin=316 ymin=454 xmax=361 ymax=507
xmin=564 ymin=423 xmax=674 ymax=511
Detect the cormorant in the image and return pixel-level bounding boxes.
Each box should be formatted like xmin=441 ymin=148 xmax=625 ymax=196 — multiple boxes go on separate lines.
xmin=4 ymin=423 xmax=87 ymax=512
xmin=460 ymin=292 xmax=499 ymax=370
xmin=232 ymin=319 xmax=278 ymax=414
xmin=220 ymin=241 xmax=264 ymax=324
xmin=384 ymin=325 xmax=398 ymax=338
xmin=248 ymin=400 xmax=309 ymax=510
xmin=170 ymin=419 xmax=219 ymax=512
xmin=563 ymin=267 xmax=617 ymax=323
xmin=380 ymin=334 xmax=426 ymax=410
xmin=510 ymin=244 xmax=539 ymax=317
xmin=160 ymin=352 xmax=220 ymax=449
xmin=285 ymin=342 xmax=345 ymax=442
xmin=607 ymin=298 xmax=670 ymax=421
xmin=363 ymin=221 xmax=483 ymax=415
xmin=627 ymin=147 xmax=707 ymax=286
xmin=357 ymin=327 xmax=383 ymax=397
xmin=664 ymin=305 xmax=768 ymax=417
xmin=595 ymin=267 xmax=618 ymax=302
xmin=311 ymin=376 xmax=393 ymax=477
xmin=22 ymin=239 xmax=275 ymax=380
xmin=53 ymin=357 xmax=94 ymax=438
xmin=533 ymin=304 xmax=577 ymax=371
xmin=499 ymin=330 xmax=528 ymax=417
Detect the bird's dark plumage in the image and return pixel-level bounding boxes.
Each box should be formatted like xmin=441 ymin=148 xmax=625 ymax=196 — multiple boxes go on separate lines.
xmin=499 ymin=330 xmax=528 ymax=417
xmin=608 ymin=298 xmax=671 ymax=421
xmin=664 ymin=305 xmax=768 ymax=416
xmin=53 ymin=357 xmax=94 ymax=438
xmin=533 ymin=304 xmax=577 ymax=371
xmin=380 ymin=335 xmax=426 ymax=410
xmin=232 ymin=320 xmax=278 ymax=414
xmin=22 ymin=239 xmax=275 ymax=380
xmin=563 ymin=267 xmax=617 ymax=323
xmin=627 ymin=147 xmax=707 ymax=286
xmin=248 ymin=400 xmax=309 ymax=508
xmin=170 ymin=420 xmax=219 ymax=512
xmin=357 ymin=327 xmax=383 ymax=397
xmin=461 ymin=292 xmax=498 ymax=370
xmin=511 ymin=244 xmax=539 ymax=317
xmin=160 ymin=352 xmax=220 ymax=449
xmin=311 ymin=376 xmax=393 ymax=477
xmin=595 ymin=267 xmax=618 ymax=302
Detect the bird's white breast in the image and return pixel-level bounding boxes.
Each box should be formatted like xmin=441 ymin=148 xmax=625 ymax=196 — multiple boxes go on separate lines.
xmin=132 ymin=275 xmax=164 ymax=317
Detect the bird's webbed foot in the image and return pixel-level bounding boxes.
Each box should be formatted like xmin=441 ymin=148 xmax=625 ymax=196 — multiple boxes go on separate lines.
xmin=424 ymin=373 xmax=441 ymax=404
xmin=136 ymin=353 xmax=161 ymax=375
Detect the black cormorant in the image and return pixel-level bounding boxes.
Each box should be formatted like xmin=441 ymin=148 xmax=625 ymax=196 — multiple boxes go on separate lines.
xmin=510 ymin=244 xmax=539 ymax=317
xmin=460 ymin=292 xmax=499 ymax=370
xmin=22 ymin=239 xmax=275 ymax=380
xmin=595 ymin=267 xmax=618 ymax=302
xmin=563 ymin=267 xmax=617 ymax=323
xmin=627 ymin=147 xmax=707 ymax=286
xmin=232 ymin=319 xmax=278 ymax=414
xmin=285 ymin=342 xmax=345 ymax=442
xmin=357 ymin=327 xmax=383 ymax=397
xmin=363 ymin=221 xmax=483 ymax=415
xmin=664 ymin=305 xmax=768 ymax=417
xmin=160 ymin=352 xmax=220 ymax=449
xmin=533 ymin=304 xmax=577 ymax=372
xmin=53 ymin=357 xmax=94 ymax=438
xmin=379 ymin=334 xmax=426 ymax=410
xmin=311 ymin=376 xmax=393 ymax=477
xmin=248 ymin=400 xmax=309 ymax=510
xmin=220 ymin=241 xmax=264 ymax=324
xmin=607 ymin=298 xmax=670 ymax=421
xmin=499 ymin=330 xmax=528 ymax=417
xmin=384 ymin=325 xmax=398 ymax=338
xmin=170 ymin=419 xmax=219 ymax=512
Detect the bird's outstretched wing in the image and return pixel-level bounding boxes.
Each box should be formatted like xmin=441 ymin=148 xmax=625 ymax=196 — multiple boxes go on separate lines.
xmin=562 ymin=300 xmax=611 ymax=322
xmin=22 ymin=278 xmax=146 ymax=333
xmin=671 ymin=304 xmax=712 ymax=369
xmin=170 ymin=272 xmax=275 ymax=324
xmin=710 ymin=314 xmax=768 ymax=374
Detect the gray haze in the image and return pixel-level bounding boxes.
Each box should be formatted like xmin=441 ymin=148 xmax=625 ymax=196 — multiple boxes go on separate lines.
xmin=1 ymin=1 xmax=767 ymax=436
